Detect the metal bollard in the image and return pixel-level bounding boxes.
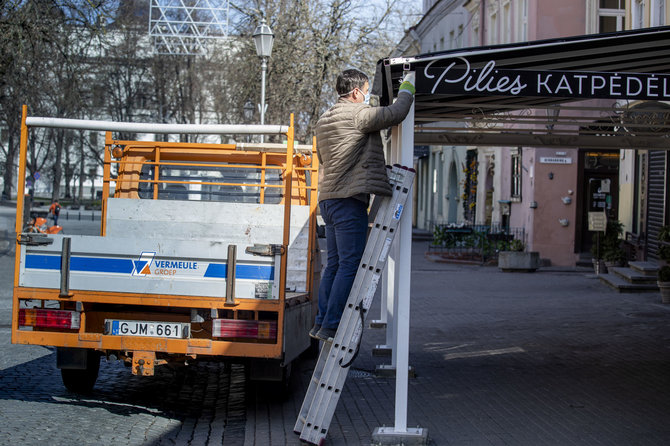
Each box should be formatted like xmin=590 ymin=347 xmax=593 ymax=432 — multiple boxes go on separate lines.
xmin=60 ymin=237 xmax=72 ymax=297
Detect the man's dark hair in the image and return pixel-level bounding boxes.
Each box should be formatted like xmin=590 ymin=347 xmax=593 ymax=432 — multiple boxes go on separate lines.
xmin=336 ymin=69 xmax=369 ymax=96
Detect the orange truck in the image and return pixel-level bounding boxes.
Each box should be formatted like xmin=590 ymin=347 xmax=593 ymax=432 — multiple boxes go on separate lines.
xmin=12 ymin=107 xmax=319 ymax=392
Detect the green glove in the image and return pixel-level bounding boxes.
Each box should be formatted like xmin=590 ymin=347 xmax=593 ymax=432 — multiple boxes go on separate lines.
xmin=399 ymin=72 xmax=415 ymax=95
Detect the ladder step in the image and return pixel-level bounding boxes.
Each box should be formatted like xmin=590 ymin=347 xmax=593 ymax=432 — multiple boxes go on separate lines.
xmin=295 ymin=165 xmax=415 ymax=445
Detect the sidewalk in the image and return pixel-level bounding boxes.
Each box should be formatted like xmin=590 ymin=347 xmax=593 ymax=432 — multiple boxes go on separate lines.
xmin=266 ymin=241 xmax=670 ymax=445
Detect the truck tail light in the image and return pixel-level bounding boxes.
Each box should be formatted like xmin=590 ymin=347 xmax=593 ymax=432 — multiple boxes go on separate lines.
xmin=19 ymin=308 xmax=80 ymax=330
xmin=212 ymin=319 xmax=277 ymax=340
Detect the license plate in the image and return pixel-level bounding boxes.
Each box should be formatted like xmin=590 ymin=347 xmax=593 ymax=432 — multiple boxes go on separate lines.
xmin=105 ymin=320 xmax=190 ymax=339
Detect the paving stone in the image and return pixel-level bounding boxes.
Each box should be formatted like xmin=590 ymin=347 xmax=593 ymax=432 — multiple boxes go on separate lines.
xmin=2 ymin=208 xmax=670 ymax=445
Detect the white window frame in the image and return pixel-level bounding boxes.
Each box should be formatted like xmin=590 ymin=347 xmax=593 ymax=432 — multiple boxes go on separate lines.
xmin=516 ymin=0 xmax=528 ymax=41
xmin=471 ymin=12 xmax=480 ymax=46
xmin=598 ymin=0 xmax=626 ymax=32
xmin=632 ymin=0 xmax=646 ymax=29
xmin=488 ymin=3 xmax=500 ymax=45
xmin=651 ymin=0 xmax=666 ymax=26
xmin=502 ymin=0 xmax=512 ymax=43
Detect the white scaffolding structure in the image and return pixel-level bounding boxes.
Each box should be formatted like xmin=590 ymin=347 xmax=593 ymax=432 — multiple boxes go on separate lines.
xmin=149 ymin=0 xmax=229 ymax=55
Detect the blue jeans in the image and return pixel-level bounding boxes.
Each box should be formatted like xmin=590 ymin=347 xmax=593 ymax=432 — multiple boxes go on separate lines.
xmin=316 ymin=198 xmax=368 ymax=330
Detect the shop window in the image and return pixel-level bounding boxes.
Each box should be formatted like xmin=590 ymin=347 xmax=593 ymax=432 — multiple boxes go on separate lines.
xmin=511 ymin=148 xmax=522 ymax=202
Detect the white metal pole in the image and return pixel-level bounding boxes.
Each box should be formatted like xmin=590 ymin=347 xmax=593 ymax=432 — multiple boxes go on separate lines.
xmin=393 ymin=98 xmax=415 ymax=432
xmin=388 ymin=125 xmax=401 ymax=366
xmin=24 ymin=117 xmax=287 ymax=135
xmin=373 ymin=77 xmax=425 ymax=445
xmin=260 ymin=57 xmax=267 ymax=143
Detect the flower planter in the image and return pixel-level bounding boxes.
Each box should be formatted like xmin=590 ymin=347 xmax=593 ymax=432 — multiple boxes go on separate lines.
xmin=658 ymin=281 xmax=670 ymax=304
xmin=498 ymin=251 xmax=540 ymax=272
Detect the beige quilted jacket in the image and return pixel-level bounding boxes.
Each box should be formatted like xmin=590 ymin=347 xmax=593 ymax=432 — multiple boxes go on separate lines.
xmin=315 ymin=93 xmax=414 ymax=202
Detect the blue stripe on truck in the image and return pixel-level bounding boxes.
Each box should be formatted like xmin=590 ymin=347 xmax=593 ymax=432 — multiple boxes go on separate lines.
xmin=203 ymin=263 xmax=274 ymax=280
xmin=25 ymin=254 xmax=133 ymax=273
xmin=25 ymin=254 xmax=274 ymax=279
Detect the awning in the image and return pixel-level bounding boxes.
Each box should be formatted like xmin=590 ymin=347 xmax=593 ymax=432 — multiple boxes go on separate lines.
xmin=373 ymin=26 xmax=670 ymax=149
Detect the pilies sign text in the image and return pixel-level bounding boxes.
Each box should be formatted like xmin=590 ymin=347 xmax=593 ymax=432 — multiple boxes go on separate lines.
xmin=417 ymin=57 xmax=670 ymax=100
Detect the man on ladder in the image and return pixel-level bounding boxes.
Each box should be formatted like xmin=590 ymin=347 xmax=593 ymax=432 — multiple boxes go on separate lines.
xmin=310 ymin=68 xmax=416 ymax=342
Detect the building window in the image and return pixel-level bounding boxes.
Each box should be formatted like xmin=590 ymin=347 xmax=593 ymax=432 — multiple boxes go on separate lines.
xmin=502 ymin=0 xmax=512 ymax=43
xmin=488 ymin=6 xmax=499 ymax=44
xmin=515 ymin=0 xmax=528 ymax=41
xmin=457 ymin=24 xmax=464 ymax=47
xmin=511 ymin=148 xmax=522 ymax=201
xmin=471 ymin=12 xmax=480 ymax=46
xmin=633 ymin=0 xmax=645 ymax=29
xmin=651 ymin=0 xmax=666 ymax=26
xmin=598 ymin=0 xmax=625 ymax=32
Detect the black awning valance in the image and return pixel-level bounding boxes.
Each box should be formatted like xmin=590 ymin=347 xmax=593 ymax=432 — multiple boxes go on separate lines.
xmin=376 ymin=26 xmax=670 ymax=118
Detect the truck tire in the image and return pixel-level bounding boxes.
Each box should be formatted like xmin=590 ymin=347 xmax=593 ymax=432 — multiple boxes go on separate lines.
xmin=60 ymin=349 xmax=101 ymax=394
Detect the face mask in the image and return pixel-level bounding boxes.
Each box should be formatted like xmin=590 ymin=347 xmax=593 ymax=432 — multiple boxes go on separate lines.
xmin=363 ymin=90 xmax=371 ymax=104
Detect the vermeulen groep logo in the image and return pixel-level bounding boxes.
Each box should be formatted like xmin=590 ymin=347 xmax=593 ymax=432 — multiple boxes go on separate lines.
xmin=132 ymin=252 xmax=156 ymax=276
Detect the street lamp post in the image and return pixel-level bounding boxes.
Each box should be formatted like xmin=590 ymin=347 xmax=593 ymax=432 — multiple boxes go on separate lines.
xmin=252 ymin=18 xmax=274 ymax=143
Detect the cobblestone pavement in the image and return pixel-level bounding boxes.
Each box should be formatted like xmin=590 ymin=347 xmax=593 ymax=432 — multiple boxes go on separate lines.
xmin=2 ymin=204 xmax=670 ymax=445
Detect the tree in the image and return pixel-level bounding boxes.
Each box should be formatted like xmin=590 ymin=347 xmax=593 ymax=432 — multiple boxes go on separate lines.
xmin=228 ymin=0 xmax=416 ymax=141
xmin=0 ymin=0 xmax=418 ymax=200
xmin=0 ymin=0 xmax=113 ymax=199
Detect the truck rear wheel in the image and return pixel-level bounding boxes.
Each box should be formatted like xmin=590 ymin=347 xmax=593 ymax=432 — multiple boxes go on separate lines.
xmin=59 ymin=349 xmax=101 ymax=394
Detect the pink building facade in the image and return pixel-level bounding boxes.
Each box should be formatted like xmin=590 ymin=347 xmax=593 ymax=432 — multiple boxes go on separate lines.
xmin=401 ymin=0 xmax=668 ymax=266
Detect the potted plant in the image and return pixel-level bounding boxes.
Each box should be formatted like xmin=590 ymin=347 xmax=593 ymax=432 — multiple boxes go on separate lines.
xmin=592 ymin=220 xmax=626 ymax=274
xmin=603 ymin=220 xmax=626 ymax=268
xmin=498 ymin=239 xmax=540 ymax=272
xmin=657 ymin=225 xmax=670 ymax=304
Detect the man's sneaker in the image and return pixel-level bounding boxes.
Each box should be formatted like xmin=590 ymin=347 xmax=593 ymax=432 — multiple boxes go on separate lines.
xmin=308 ymin=324 xmax=321 ymax=339
xmin=315 ymin=327 xmax=336 ymax=342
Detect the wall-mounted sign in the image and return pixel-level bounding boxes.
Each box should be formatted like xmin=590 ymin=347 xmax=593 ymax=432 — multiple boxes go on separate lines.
xmin=540 ymin=157 xmax=572 ymax=164
xmin=588 ymin=211 xmax=607 ymax=232
xmin=418 ymin=57 xmax=670 ymax=100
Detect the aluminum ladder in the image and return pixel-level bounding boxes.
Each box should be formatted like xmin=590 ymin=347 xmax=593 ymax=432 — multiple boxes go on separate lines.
xmin=294 ymin=164 xmax=415 ymax=445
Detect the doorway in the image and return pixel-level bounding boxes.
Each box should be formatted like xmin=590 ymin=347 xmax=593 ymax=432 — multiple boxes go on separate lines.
xmin=578 ymin=150 xmax=620 ymax=254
